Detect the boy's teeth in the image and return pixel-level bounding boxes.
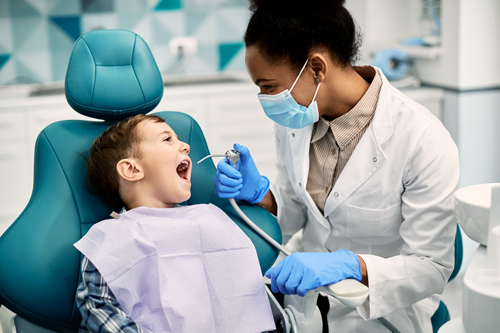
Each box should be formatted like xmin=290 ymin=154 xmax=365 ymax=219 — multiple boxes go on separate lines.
xmin=177 ymin=161 xmax=189 ymax=172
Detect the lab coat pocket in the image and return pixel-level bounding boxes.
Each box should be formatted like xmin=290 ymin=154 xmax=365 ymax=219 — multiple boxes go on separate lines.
xmin=346 ymin=202 xmax=402 ymax=245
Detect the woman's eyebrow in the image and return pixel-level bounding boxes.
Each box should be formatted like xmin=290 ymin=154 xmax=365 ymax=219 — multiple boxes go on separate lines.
xmin=255 ymin=78 xmax=275 ymax=85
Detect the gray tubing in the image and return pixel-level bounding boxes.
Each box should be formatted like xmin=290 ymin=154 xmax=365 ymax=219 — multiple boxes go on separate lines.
xmin=378 ymin=317 xmax=402 ymax=333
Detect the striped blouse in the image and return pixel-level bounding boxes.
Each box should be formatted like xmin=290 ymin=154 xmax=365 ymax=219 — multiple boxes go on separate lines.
xmin=306 ymin=66 xmax=382 ymax=213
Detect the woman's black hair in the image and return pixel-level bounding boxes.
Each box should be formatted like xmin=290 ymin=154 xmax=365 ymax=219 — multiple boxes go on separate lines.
xmin=244 ymin=0 xmax=361 ymax=69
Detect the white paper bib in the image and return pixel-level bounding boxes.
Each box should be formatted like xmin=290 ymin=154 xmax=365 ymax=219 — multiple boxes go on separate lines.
xmin=74 ymin=204 xmax=275 ymax=333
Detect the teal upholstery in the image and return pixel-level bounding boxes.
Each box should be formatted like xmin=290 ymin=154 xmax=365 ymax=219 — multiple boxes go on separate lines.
xmin=430 ymin=224 xmax=463 ymax=332
xmin=449 ymin=224 xmax=463 ymax=282
xmin=0 ymin=29 xmax=281 ymax=332
xmin=65 ymin=30 xmax=163 ymax=121
xmin=431 ymin=301 xmax=451 ymax=333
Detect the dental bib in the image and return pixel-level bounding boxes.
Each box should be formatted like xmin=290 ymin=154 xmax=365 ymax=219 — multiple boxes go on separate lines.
xmin=74 ymin=204 xmax=275 ymax=333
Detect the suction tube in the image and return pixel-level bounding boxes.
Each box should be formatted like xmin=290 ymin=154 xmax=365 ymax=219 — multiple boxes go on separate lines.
xmin=228 ymin=198 xmax=291 ymax=256
xmin=197 ymin=151 xmax=290 ymax=256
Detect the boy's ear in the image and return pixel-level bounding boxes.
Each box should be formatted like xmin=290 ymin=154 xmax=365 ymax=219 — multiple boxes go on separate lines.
xmin=116 ymin=159 xmax=144 ymax=182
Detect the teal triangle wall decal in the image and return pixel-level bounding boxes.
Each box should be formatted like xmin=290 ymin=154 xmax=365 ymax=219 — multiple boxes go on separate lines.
xmin=50 ymin=16 xmax=81 ymax=41
xmin=219 ymin=42 xmax=243 ymax=70
xmin=155 ymin=0 xmax=182 ymax=11
xmin=0 ymin=54 xmax=10 ymax=71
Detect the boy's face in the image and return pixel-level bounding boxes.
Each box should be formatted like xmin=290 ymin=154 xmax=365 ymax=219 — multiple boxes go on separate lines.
xmin=136 ymin=120 xmax=192 ymax=205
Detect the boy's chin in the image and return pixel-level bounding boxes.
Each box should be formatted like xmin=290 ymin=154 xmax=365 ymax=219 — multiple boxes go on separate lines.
xmin=178 ymin=192 xmax=191 ymax=203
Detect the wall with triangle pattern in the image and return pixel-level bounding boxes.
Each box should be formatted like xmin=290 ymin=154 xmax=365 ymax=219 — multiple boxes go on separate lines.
xmin=0 ymin=0 xmax=248 ymax=85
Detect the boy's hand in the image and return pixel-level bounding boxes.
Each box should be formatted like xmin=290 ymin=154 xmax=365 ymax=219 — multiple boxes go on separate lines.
xmin=214 ymin=143 xmax=270 ymax=204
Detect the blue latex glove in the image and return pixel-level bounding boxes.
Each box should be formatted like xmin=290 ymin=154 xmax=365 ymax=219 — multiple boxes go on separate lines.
xmin=214 ymin=143 xmax=270 ymax=204
xmin=265 ymin=250 xmax=362 ymax=297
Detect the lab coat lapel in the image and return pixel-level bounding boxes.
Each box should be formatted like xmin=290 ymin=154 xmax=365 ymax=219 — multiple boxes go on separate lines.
xmin=323 ymin=68 xmax=394 ymax=217
xmin=287 ymin=124 xmax=332 ymax=230
xmin=288 ymin=124 xmax=313 ymax=192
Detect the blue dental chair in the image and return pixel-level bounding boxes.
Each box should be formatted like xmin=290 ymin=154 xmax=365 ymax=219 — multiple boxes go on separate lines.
xmin=0 ymin=29 xmax=281 ymax=332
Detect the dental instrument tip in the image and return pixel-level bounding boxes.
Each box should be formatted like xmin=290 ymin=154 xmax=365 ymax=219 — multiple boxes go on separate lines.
xmin=197 ymin=154 xmax=226 ymax=164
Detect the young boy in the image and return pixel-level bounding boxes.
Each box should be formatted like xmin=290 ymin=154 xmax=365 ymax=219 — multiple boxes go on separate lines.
xmin=74 ymin=114 xmax=275 ymax=333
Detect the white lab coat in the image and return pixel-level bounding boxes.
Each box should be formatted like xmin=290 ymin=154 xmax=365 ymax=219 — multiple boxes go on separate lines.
xmin=271 ymin=68 xmax=459 ymax=333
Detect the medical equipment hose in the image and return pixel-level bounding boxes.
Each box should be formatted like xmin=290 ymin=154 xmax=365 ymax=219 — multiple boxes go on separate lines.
xmin=378 ymin=317 xmax=401 ymax=333
xmin=228 ymin=198 xmax=291 ymax=256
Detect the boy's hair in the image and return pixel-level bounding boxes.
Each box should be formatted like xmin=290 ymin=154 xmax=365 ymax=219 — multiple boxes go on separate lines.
xmin=87 ymin=114 xmax=165 ymax=205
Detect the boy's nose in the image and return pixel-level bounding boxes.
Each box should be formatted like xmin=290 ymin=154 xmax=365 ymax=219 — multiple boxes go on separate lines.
xmin=180 ymin=142 xmax=190 ymax=154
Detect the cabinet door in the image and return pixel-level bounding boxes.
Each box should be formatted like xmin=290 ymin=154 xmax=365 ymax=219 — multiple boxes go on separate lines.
xmin=208 ymin=94 xmax=278 ymax=182
xmin=155 ymin=97 xmax=207 ymax=130
xmin=0 ymin=108 xmax=26 ymax=141
xmin=0 ymin=142 xmax=31 ymax=232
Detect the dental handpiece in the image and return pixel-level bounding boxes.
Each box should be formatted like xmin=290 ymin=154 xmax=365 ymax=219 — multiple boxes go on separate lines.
xmin=197 ymin=149 xmax=240 ymax=168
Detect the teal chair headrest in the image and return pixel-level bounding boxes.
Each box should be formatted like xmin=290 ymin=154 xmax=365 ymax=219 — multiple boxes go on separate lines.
xmin=65 ymin=30 xmax=163 ymax=121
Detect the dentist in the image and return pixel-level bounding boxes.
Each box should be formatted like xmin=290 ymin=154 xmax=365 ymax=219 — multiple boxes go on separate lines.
xmin=214 ymin=0 xmax=459 ymax=332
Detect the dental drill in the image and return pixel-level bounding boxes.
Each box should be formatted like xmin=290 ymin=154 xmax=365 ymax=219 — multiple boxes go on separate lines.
xmin=198 ymin=150 xmax=400 ymax=333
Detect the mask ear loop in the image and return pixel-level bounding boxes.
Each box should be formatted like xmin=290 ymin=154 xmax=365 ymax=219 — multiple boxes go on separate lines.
xmin=290 ymin=57 xmax=311 ymax=93
xmin=311 ymin=80 xmax=322 ymax=104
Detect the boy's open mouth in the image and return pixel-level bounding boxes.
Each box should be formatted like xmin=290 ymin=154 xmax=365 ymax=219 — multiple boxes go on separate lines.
xmin=176 ymin=160 xmax=190 ymax=180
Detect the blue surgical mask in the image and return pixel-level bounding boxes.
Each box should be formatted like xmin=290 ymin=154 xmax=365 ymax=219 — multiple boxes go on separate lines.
xmin=258 ymin=58 xmax=321 ymax=129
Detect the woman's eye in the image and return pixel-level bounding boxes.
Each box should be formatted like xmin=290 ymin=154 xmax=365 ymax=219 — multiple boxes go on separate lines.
xmin=262 ymin=85 xmax=274 ymax=93
xmin=163 ymin=136 xmax=171 ymax=142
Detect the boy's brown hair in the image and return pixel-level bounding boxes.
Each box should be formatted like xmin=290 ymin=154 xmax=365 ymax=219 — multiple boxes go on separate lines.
xmin=87 ymin=114 xmax=165 ymax=205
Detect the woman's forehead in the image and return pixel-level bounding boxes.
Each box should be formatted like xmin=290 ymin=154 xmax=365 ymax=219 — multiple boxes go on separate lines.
xmin=245 ymin=46 xmax=294 ymax=83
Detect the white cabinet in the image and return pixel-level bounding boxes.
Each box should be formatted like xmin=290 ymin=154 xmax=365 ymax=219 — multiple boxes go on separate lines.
xmin=0 ymin=82 xmax=444 ymax=236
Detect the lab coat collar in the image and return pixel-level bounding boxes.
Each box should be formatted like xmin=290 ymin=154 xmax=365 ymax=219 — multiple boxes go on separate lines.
xmin=369 ymin=67 xmax=394 ymax=146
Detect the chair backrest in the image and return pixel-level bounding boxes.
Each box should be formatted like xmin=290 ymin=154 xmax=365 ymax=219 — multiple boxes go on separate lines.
xmin=0 ymin=30 xmax=281 ymax=332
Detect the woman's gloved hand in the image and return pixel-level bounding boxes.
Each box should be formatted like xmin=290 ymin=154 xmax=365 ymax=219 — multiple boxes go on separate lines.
xmin=214 ymin=143 xmax=270 ymax=204
xmin=265 ymin=250 xmax=362 ymax=297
